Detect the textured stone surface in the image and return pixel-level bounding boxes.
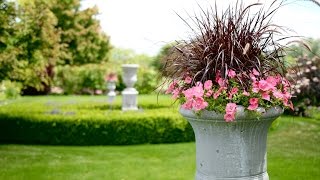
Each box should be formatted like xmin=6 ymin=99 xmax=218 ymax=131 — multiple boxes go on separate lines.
xmin=180 ymin=106 xmax=283 ymax=180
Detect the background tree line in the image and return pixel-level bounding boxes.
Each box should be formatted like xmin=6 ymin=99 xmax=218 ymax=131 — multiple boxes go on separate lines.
xmin=0 ymin=0 xmax=111 ymax=94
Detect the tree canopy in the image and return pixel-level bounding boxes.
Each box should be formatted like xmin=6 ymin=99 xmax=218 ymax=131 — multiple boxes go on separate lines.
xmin=50 ymin=0 xmax=111 ymax=65
xmin=0 ymin=0 xmax=111 ymax=93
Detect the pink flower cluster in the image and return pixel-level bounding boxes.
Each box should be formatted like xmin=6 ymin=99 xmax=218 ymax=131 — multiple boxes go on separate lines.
xmin=181 ymin=82 xmax=208 ymax=111
xmin=105 ymin=73 xmax=118 ymax=82
xmin=166 ymin=69 xmax=293 ymax=122
xmin=224 ymin=103 xmax=237 ymax=122
xmin=249 ymin=69 xmax=293 ymax=110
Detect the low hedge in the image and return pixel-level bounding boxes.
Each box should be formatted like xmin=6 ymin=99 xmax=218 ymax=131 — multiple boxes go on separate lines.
xmin=0 ymin=96 xmax=194 ymax=145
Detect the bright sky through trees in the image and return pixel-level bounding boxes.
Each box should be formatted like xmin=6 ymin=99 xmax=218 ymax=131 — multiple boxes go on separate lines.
xmin=81 ymin=0 xmax=320 ymax=55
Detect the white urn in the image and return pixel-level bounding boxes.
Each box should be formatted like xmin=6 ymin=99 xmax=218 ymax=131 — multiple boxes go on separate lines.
xmin=180 ymin=106 xmax=283 ymax=180
xmin=121 ymin=64 xmax=139 ymax=111
xmin=107 ymin=81 xmax=116 ymax=103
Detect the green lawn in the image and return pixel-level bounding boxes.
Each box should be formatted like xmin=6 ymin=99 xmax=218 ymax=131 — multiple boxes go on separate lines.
xmin=0 ymin=116 xmax=319 ymax=179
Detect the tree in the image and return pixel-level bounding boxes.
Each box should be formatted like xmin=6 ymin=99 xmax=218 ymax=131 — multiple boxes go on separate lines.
xmin=12 ymin=0 xmax=60 ymax=93
xmin=0 ymin=0 xmax=111 ymax=94
xmin=0 ymin=0 xmax=18 ymax=81
xmin=50 ymin=0 xmax=111 ymax=65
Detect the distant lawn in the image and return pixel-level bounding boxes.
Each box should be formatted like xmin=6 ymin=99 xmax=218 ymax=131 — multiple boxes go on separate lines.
xmin=0 ymin=115 xmax=319 ymax=179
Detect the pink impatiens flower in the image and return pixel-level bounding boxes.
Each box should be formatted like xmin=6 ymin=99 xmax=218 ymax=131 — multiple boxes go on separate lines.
xmin=252 ymin=81 xmax=260 ymax=93
xmin=215 ymin=70 xmax=221 ymax=82
xmin=193 ymin=97 xmax=208 ymax=111
xmin=204 ymin=80 xmax=213 ymax=90
xmin=172 ymin=88 xmax=181 ymax=99
xmin=166 ymin=81 xmax=177 ymax=94
xmin=184 ymin=76 xmax=192 ymax=84
xmin=224 ymin=103 xmax=237 ymax=122
xmin=181 ymin=99 xmax=194 ymax=110
xmin=205 ymin=90 xmax=213 ymax=97
xmin=226 ymin=103 xmax=237 ymax=114
xmin=228 ymin=87 xmax=238 ymax=99
xmin=183 ymin=84 xmax=204 ymax=99
xmin=282 ymin=91 xmax=291 ymax=100
xmin=217 ymin=77 xmax=226 ymax=87
xmin=261 ymin=91 xmax=270 ymax=101
xmin=213 ymin=87 xmax=226 ymax=99
xmin=249 ymin=73 xmax=257 ymax=81
xmin=248 ymin=98 xmax=259 ymax=110
xmin=192 ymin=84 xmax=204 ymax=98
xmin=258 ymin=80 xmax=270 ymax=91
xmin=266 ymin=76 xmax=278 ymax=87
xmin=252 ymin=68 xmax=260 ymax=76
xmin=283 ymin=99 xmax=294 ymax=110
xmin=272 ymin=90 xmax=283 ymax=99
xmin=182 ymin=88 xmax=194 ymax=99
xmin=224 ymin=113 xmax=235 ymax=122
xmin=228 ymin=69 xmax=236 ymax=78
xmin=242 ymin=90 xmax=250 ymax=96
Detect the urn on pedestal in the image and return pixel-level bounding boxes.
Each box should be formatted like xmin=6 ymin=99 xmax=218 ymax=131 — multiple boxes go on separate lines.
xmin=105 ymin=72 xmax=118 ymax=103
xmin=121 ymin=64 xmax=139 ymax=111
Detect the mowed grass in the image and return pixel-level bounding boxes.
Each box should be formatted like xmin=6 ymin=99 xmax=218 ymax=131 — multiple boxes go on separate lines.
xmin=0 ymin=96 xmax=319 ymax=179
xmin=0 ymin=143 xmax=196 ymax=180
xmin=268 ymin=116 xmax=320 ymax=180
xmin=0 ymin=95 xmax=179 ymax=119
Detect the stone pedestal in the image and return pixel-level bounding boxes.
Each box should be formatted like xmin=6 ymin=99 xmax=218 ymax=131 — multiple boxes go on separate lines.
xmin=121 ymin=64 xmax=139 ymax=111
xmin=107 ymin=81 xmax=116 ymax=103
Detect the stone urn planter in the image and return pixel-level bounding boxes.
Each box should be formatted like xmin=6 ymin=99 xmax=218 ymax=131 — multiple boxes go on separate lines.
xmin=106 ymin=81 xmax=116 ymax=103
xmin=180 ymin=106 xmax=283 ymax=180
xmin=121 ymin=64 xmax=139 ymax=111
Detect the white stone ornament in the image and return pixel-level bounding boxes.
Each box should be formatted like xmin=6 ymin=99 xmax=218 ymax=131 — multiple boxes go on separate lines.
xmin=107 ymin=81 xmax=116 ymax=103
xmin=121 ymin=64 xmax=139 ymax=111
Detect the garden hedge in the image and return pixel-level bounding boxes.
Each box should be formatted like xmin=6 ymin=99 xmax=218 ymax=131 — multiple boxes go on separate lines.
xmin=0 ymin=109 xmax=194 ymax=145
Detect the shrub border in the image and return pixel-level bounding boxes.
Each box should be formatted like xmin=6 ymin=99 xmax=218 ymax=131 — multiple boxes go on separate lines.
xmin=0 ymin=113 xmax=194 ymax=145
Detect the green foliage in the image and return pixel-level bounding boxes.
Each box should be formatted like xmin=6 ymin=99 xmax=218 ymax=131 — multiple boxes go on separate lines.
xmin=50 ymin=0 xmax=111 ymax=65
xmin=14 ymin=0 xmax=60 ymax=91
xmin=108 ymin=48 xmax=161 ymax=94
xmin=54 ymin=64 xmax=108 ymax=95
xmin=0 ymin=80 xmax=22 ymax=100
xmin=135 ymin=68 xmax=158 ymax=94
xmin=286 ymin=38 xmax=320 ymax=60
xmin=0 ymin=95 xmax=194 ymax=145
xmin=152 ymin=42 xmax=176 ymax=72
xmin=0 ymin=0 xmax=111 ymax=93
xmin=0 ymin=0 xmax=18 ymax=81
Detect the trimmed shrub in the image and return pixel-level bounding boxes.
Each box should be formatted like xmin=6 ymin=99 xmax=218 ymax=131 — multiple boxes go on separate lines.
xmin=0 ymin=96 xmax=194 ymax=145
xmin=0 ymin=111 xmax=194 ymax=145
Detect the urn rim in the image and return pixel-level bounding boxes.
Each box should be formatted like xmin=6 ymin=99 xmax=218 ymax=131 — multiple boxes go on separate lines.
xmin=179 ymin=105 xmax=283 ymax=122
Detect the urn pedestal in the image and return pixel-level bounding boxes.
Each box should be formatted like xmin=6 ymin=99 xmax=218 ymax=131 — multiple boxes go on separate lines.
xmin=180 ymin=106 xmax=283 ymax=180
xmin=121 ymin=64 xmax=139 ymax=111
